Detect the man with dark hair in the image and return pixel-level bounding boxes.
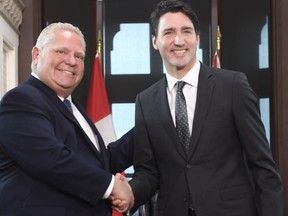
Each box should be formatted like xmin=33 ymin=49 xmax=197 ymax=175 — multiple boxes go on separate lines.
xmin=122 ymin=1 xmax=283 ymax=215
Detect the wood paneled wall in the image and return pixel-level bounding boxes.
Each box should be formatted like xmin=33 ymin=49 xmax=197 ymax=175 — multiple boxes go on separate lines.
xmin=270 ymin=0 xmax=288 ymax=214
xmin=18 ymin=0 xmax=42 ymax=83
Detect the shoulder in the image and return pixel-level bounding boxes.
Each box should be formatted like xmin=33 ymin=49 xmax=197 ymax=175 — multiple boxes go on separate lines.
xmin=1 ymin=81 xmax=36 ymax=104
xmin=137 ymin=76 xmax=166 ymax=98
xmin=0 ymin=77 xmax=57 ymax=114
xmin=200 ymin=63 xmax=247 ymax=84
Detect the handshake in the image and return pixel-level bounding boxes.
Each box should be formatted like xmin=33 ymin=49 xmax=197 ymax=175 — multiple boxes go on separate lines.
xmin=109 ymin=173 xmax=135 ymax=214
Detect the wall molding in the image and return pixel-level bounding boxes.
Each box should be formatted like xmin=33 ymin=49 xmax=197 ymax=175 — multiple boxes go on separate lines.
xmin=0 ymin=0 xmax=24 ymax=32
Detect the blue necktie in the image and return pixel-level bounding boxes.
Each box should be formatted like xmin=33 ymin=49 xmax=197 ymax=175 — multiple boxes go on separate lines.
xmin=175 ymin=81 xmax=190 ymax=156
xmin=63 ymin=99 xmax=73 ymax=113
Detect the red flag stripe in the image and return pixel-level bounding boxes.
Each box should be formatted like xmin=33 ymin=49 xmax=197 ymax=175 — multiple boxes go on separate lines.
xmin=86 ymin=54 xmax=111 ymax=123
xmin=213 ymin=51 xmax=221 ymax=68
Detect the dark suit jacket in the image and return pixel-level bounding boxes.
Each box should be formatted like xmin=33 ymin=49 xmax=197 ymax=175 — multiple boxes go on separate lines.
xmin=129 ymin=64 xmax=283 ymax=216
xmin=0 ymin=75 xmax=133 ymax=216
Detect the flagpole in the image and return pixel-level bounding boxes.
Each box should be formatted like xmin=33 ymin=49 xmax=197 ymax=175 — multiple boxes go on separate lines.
xmin=213 ymin=26 xmax=222 ymax=68
xmin=97 ymin=30 xmax=102 ymax=57
xmin=97 ymin=30 xmax=105 ymax=78
xmin=216 ymin=25 xmax=222 ymax=61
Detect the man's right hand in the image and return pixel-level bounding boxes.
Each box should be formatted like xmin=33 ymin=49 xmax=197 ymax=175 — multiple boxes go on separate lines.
xmin=109 ymin=173 xmax=134 ymax=213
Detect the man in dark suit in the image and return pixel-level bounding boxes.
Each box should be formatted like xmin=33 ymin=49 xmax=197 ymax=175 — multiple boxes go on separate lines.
xmin=126 ymin=1 xmax=283 ymax=216
xmin=0 ymin=22 xmax=134 ymax=216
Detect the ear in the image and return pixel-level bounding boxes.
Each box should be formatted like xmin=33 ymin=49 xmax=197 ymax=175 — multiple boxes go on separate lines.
xmin=31 ymin=46 xmax=40 ymax=65
xmin=151 ymin=35 xmax=159 ymax=50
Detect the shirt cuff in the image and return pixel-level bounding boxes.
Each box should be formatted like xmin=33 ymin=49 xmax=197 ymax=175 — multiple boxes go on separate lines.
xmin=103 ymin=175 xmax=114 ymax=199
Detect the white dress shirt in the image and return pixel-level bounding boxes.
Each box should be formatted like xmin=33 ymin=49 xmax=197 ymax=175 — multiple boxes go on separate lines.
xmin=66 ymin=96 xmax=100 ymax=151
xmin=166 ymin=60 xmax=200 ymax=135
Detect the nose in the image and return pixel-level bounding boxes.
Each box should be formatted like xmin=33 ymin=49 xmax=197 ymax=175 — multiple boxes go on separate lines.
xmin=65 ymin=53 xmax=77 ymax=65
xmin=174 ymin=34 xmax=184 ymax=45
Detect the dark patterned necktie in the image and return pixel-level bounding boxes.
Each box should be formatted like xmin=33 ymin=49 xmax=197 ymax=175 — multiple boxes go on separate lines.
xmin=63 ymin=99 xmax=73 ymax=113
xmin=175 ymin=81 xmax=190 ymax=155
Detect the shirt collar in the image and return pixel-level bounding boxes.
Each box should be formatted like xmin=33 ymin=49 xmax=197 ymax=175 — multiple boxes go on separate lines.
xmin=31 ymin=71 xmax=39 ymax=79
xmin=166 ymin=60 xmax=200 ymax=92
xmin=58 ymin=95 xmax=72 ymax=102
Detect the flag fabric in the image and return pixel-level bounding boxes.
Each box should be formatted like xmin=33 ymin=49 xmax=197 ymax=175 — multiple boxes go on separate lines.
xmin=213 ymin=50 xmax=221 ymax=68
xmin=85 ymin=53 xmax=124 ymax=216
xmin=86 ymin=53 xmax=117 ymax=146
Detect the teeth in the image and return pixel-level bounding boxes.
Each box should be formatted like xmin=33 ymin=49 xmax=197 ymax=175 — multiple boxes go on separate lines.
xmin=60 ymin=70 xmax=73 ymax=75
xmin=173 ymin=50 xmax=185 ymax=54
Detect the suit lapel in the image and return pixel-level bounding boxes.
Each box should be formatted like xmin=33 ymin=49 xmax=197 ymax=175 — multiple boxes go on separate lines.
xmin=27 ymin=75 xmax=78 ymax=123
xmin=62 ymin=100 xmax=102 ymax=158
xmin=27 ymin=76 xmax=103 ymax=160
xmin=72 ymin=100 xmax=104 ymax=158
xmin=155 ymin=78 xmax=187 ymax=159
xmin=188 ymin=64 xmax=215 ymax=160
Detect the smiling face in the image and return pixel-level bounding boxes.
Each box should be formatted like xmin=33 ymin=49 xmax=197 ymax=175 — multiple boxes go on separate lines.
xmin=32 ymin=30 xmax=85 ymax=98
xmin=152 ymin=12 xmax=199 ymax=79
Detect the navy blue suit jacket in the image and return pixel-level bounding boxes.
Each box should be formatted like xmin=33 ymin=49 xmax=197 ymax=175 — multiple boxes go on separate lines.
xmin=0 ymin=75 xmax=133 ymax=216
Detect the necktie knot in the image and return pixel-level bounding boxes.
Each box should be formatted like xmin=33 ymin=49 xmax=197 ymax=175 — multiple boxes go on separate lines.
xmin=177 ymin=81 xmax=186 ymax=92
xmin=63 ymin=99 xmax=73 ymax=113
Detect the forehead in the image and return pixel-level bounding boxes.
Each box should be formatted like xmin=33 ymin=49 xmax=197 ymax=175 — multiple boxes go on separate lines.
xmin=158 ymin=12 xmax=194 ymax=30
xmin=49 ymin=30 xmax=85 ymax=50
xmin=54 ymin=30 xmax=83 ymax=43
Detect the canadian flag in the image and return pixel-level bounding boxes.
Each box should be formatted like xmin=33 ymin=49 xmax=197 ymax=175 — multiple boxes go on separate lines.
xmin=213 ymin=50 xmax=221 ymax=68
xmin=86 ymin=53 xmax=117 ymax=146
xmin=86 ymin=53 xmax=124 ymax=216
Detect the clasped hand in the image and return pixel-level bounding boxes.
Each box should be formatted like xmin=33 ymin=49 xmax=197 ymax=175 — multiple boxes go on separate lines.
xmin=109 ymin=173 xmax=134 ymax=213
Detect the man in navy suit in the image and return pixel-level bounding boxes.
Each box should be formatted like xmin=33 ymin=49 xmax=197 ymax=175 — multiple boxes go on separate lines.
xmin=124 ymin=1 xmax=283 ymax=216
xmin=0 ymin=22 xmax=134 ymax=216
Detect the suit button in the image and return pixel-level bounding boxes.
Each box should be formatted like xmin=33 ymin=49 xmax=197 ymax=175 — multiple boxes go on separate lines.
xmin=186 ymin=164 xmax=192 ymax=169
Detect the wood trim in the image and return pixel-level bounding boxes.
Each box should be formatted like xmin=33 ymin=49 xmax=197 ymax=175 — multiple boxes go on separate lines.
xmin=0 ymin=0 xmax=25 ymax=33
xmin=270 ymin=0 xmax=288 ymax=214
xmin=211 ymin=0 xmax=218 ymax=60
xmin=18 ymin=0 xmax=43 ymax=83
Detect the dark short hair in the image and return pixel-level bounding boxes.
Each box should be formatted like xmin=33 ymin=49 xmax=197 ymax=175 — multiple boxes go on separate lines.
xmin=150 ymin=0 xmax=200 ymax=37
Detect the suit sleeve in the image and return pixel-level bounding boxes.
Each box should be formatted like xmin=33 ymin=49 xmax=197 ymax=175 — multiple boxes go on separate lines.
xmin=129 ymin=94 xmax=159 ymax=212
xmin=232 ymin=72 xmax=283 ymax=216
xmin=107 ymin=127 xmax=134 ymax=174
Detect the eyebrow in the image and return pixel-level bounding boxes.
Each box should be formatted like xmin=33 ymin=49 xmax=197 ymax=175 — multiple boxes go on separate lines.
xmin=162 ymin=25 xmax=194 ymax=31
xmin=54 ymin=47 xmax=85 ymax=55
xmin=182 ymin=26 xmax=194 ymax=30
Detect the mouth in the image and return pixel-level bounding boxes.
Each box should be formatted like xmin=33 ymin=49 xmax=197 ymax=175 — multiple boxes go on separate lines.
xmin=58 ymin=69 xmax=75 ymax=76
xmin=172 ymin=49 xmax=187 ymax=56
